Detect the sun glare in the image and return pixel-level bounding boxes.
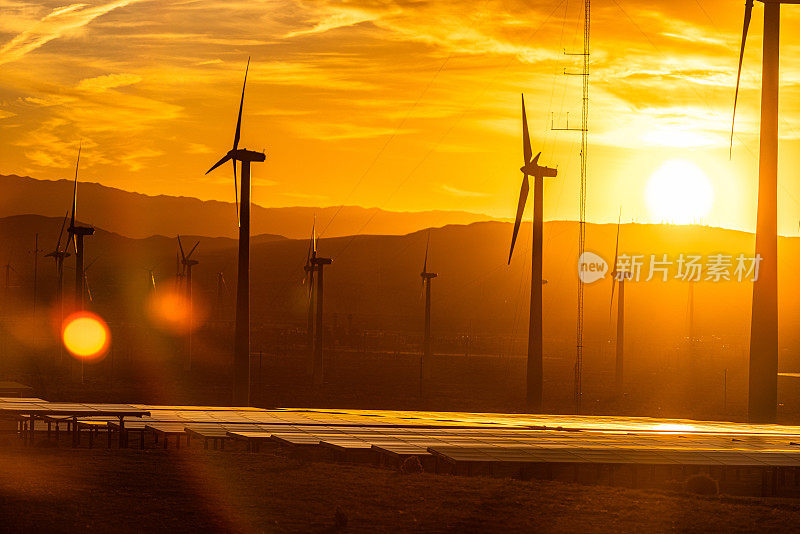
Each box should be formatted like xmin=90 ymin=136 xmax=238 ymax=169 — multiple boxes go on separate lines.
xmin=62 ymin=312 xmax=111 ymax=361
xmin=645 ymin=160 xmax=713 ymax=225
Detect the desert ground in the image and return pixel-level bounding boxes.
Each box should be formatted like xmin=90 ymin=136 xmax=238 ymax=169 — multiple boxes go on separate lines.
xmin=2 ymin=433 xmax=800 ymax=534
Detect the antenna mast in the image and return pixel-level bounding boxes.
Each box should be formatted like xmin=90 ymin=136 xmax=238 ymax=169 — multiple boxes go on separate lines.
xmin=552 ymin=0 xmax=589 ymax=413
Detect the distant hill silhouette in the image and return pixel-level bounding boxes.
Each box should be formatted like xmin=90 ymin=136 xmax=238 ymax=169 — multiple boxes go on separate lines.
xmin=0 ymin=174 xmax=498 ymax=240
xmin=4 ymin=214 xmax=800 ymax=358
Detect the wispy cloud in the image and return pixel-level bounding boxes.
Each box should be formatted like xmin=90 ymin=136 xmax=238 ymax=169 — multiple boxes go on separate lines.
xmin=441 ymin=184 xmax=488 ymax=198
xmin=77 ymin=73 xmax=142 ymax=92
xmin=0 ymin=0 xmax=147 ymax=65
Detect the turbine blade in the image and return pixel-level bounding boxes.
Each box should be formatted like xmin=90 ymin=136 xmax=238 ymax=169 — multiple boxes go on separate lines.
xmin=312 ymin=215 xmax=317 ymax=255
xmin=508 ymin=174 xmax=530 ymax=264
xmin=85 ymin=257 xmax=98 ymax=272
xmin=205 ymin=152 xmax=233 ymax=175
xmin=730 ymin=0 xmax=754 ymax=158
xmin=522 ymin=94 xmax=532 ymax=165
xmin=233 ymin=159 xmax=240 ymax=226
xmin=423 ymin=231 xmax=430 ymax=273
xmin=177 ymin=235 xmax=186 ymax=261
xmin=70 ymin=142 xmax=81 ymax=228
xmin=85 ymin=274 xmax=93 ymax=303
xmin=56 ymin=211 xmax=69 ymax=252
xmin=233 ymin=57 xmax=250 ymax=151
xmin=187 ymin=241 xmax=199 ymax=259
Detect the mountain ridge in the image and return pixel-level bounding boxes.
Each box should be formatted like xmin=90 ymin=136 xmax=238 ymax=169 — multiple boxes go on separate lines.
xmin=0 ymin=174 xmax=500 ymax=240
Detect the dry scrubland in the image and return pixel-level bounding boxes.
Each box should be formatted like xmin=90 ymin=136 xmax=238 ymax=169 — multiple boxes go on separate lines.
xmin=1 ymin=438 xmax=799 ymax=533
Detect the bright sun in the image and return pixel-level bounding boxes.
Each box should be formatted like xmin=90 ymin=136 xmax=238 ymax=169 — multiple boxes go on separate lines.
xmin=645 ymin=159 xmax=713 ymax=224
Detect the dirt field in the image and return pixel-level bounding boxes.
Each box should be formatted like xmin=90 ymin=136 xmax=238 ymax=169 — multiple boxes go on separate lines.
xmin=2 ymin=439 xmax=800 ymax=533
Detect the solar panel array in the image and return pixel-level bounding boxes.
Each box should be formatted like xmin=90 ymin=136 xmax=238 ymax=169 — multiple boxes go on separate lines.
xmin=6 ymin=399 xmax=800 ymax=467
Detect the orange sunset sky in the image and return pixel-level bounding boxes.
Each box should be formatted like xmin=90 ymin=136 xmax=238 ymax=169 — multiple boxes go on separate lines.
xmin=1 ymin=0 xmax=799 ymax=233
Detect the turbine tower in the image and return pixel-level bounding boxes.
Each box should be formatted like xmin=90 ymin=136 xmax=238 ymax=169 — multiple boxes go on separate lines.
xmin=45 ymin=212 xmax=70 ymax=364
xmin=67 ymin=144 xmax=94 ymax=311
xmin=178 ymin=235 xmax=199 ymax=371
xmin=508 ymin=94 xmax=558 ymax=413
xmin=609 ymin=214 xmax=630 ymax=398
xmin=420 ymin=232 xmax=437 ymax=388
xmin=730 ymin=0 xmax=799 ymax=423
xmin=205 ymin=58 xmax=266 ymax=406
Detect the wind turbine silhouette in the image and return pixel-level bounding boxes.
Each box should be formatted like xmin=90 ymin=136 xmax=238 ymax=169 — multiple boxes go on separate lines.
xmin=609 ymin=211 xmax=630 ymax=399
xmin=45 ymin=212 xmax=71 ymax=364
xmin=302 ymin=221 xmax=331 ymax=388
xmin=420 ymin=231 xmax=437 ymax=395
xmin=730 ymin=0 xmax=799 ymax=423
xmin=205 ymin=58 xmax=266 ymax=406
xmin=177 ymin=235 xmax=199 ymax=371
xmin=215 ymin=271 xmax=228 ymax=321
xmin=508 ymin=94 xmax=557 ymax=413
xmin=66 ymin=143 xmax=94 ymax=311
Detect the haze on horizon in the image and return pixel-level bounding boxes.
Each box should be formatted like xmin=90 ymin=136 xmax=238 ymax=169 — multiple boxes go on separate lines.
xmin=1 ymin=0 xmax=800 ymax=233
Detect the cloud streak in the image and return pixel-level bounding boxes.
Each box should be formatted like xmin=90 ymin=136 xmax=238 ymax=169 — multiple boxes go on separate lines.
xmin=0 ymin=0 xmax=146 ymax=65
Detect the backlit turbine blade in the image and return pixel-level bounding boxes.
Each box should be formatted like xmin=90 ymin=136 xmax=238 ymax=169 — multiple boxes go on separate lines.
xmin=56 ymin=211 xmax=69 ymax=252
xmin=187 ymin=241 xmax=199 ymax=259
xmin=70 ymin=142 xmax=81 ymax=229
xmin=177 ymin=235 xmax=186 ymax=261
xmin=85 ymin=274 xmax=93 ymax=303
xmin=233 ymin=57 xmax=250 ymax=151
xmin=423 ymin=231 xmax=430 ymax=273
xmin=508 ymin=174 xmax=530 ymax=264
xmin=730 ymin=0 xmax=754 ymax=158
xmin=522 ymin=94 xmax=532 ymax=165
xmin=312 ymin=215 xmax=317 ymax=255
xmin=205 ymin=152 xmax=232 ymax=175
xmin=233 ymin=159 xmax=240 ymax=226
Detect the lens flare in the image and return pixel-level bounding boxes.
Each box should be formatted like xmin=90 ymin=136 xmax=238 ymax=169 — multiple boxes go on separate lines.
xmin=62 ymin=312 xmax=110 ymax=361
xmin=146 ymin=286 xmax=206 ymax=335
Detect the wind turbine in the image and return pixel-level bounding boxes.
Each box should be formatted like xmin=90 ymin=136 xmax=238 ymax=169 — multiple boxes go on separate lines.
xmin=508 ymin=94 xmax=558 ymax=413
xmin=215 ymin=271 xmax=228 ymax=321
xmin=420 ymin=231 xmax=437 ymax=390
xmin=66 ymin=143 xmax=95 ymax=311
xmin=45 ymin=212 xmax=70 ymax=364
xmin=2 ymin=262 xmax=17 ymax=315
xmin=609 ymin=213 xmax=630 ymax=399
xmin=31 ymin=233 xmax=42 ymax=317
xmin=177 ymin=235 xmax=199 ymax=371
xmin=205 ymin=58 xmax=266 ymax=406
xmin=730 ymin=0 xmax=799 ymax=424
